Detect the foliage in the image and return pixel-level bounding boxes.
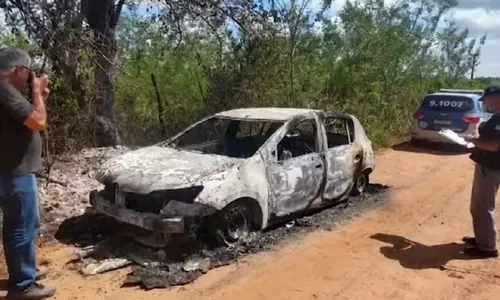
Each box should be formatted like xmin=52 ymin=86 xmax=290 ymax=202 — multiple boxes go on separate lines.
xmin=0 ymin=0 xmax=493 ymax=151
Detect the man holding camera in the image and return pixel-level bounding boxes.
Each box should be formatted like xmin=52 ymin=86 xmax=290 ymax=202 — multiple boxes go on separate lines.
xmin=0 ymin=48 xmax=56 ymax=299
xmin=463 ymin=86 xmax=500 ymax=258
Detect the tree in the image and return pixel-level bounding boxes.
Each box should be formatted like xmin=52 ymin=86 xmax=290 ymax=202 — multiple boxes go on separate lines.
xmin=0 ymin=0 xmax=490 ymax=151
xmin=1 ymin=0 xmax=126 ymax=146
xmin=1 ymin=0 xmax=88 ymax=107
xmin=84 ymin=0 xmax=126 ymax=146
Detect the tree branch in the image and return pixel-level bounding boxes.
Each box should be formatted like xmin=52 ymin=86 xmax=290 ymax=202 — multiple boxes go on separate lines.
xmin=111 ymin=0 xmax=126 ymax=28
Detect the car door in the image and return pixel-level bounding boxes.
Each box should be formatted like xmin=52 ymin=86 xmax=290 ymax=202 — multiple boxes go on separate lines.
xmin=266 ymin=115 xmax=325 ymax=217
xmin=321 ymin=115 xmax=357 ymax=201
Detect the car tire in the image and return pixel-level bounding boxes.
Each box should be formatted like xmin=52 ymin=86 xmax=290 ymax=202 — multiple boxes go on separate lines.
xmin=213 ymin=201 xmax=254 ymax=244
xmin=351 ymin=173 xmax=369 ymax=196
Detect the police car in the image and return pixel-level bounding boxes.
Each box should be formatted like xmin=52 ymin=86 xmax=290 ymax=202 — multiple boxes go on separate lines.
xmin=410 ymin=89 xmax=492 ymax=145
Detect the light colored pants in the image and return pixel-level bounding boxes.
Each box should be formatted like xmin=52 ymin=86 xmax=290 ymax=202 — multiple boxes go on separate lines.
xmin=470 ymin=163 xmax=499 ymax=252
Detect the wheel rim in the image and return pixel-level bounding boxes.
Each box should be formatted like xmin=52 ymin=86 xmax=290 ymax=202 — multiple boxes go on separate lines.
xmin=356 ymin=174 xmax=367 ymax=193
xmin=224 ymin=207 xmax=250 ymax=241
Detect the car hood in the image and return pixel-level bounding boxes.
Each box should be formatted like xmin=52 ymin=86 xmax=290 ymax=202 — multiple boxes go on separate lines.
xmin=95 ymin=145 xmax=241 ymax=194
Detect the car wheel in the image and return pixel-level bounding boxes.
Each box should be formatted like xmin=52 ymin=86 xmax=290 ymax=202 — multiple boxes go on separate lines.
xmin=213 ymin=201 xmax=253 ymax=244
xmin=351 ymin=173 xmax=369 ymax=196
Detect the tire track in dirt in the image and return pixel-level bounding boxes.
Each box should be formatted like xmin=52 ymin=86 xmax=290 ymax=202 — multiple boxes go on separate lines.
xmin=327 ymin=183 xmax=470 ymax=299
xmin=169 ymin=147 xmax=497 ymax=300
xmin=3 ymin=144 xmax=500 ymax=300
xmin=322 ymin=148 xmax=500 ymax=300
xmin=129 ymin=148 xmax=472 ymax=299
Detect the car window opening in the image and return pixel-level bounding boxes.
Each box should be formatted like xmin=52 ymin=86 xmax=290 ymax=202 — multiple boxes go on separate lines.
xmin=167 ymin=117 xmax=284 ymax=158
xmin=277 ymin=118 xmax=319 ymax=161
xmin=324 ymin=117 xmax=353 ymax=148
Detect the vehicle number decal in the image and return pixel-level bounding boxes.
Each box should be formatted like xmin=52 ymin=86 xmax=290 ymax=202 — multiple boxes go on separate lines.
xmin=428 ymin=100 xmax=464 ymax=108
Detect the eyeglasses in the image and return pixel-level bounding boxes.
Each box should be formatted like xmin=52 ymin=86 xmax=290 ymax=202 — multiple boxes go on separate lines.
xmin=17 ymin=65 xmax=33 ymax=73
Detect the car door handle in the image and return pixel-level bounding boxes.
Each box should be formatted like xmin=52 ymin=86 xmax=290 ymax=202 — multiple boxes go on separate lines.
xmin=315 ymin=164 xmax=322 ymax=169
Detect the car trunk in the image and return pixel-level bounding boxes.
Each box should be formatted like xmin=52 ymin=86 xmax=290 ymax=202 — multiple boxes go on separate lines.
xmin=415 ymin=95 xmax=478 ymax=133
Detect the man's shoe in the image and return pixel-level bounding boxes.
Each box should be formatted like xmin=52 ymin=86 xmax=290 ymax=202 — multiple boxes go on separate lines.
xmin=463 ymin=246 xmax=499 ymax=258
xmin=462 ymin=236 xmax=477 ymax=245
xmin=35 ymin=267 xmax=49 ymax=280
xmin=6 ymin=282 xmax=56 ymax=299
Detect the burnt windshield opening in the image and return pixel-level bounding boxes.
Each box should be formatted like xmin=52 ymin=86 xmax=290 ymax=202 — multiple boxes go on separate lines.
xmin=420 ymin=95 xmax=475 ymax=112
xmin=165 ymin=117 xmax=284 ymax=158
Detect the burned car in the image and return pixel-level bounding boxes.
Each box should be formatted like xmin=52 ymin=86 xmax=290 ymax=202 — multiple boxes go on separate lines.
xmin=89 ymin=108 xmax=375 ymax=244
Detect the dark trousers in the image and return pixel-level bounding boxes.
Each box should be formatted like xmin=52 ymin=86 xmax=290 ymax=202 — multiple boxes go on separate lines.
xmin=470 ymin=164 xmax=498 ymax=252
xmin=0 ymin=173 xmax=39 ymax=291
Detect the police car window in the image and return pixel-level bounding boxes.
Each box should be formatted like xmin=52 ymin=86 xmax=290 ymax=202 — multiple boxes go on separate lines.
xmin=420 ymin=95 xmax=474 ymax=112
xmin=478 ymin=98 xmax=488 ymax=112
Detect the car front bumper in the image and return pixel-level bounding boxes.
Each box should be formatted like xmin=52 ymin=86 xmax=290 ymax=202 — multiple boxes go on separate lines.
xmin=89 ymin=190 xmax=189 ymax=234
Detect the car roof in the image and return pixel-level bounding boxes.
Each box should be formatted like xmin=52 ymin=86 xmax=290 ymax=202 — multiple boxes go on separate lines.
xmin=215 ymin=107 xmax=324 ymax=121
xmin=426 ymin=92 xmax=482 ymax=99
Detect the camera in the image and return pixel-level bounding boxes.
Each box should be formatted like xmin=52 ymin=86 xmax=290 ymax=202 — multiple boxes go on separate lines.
xmin=26 ymin=71 xmax=34 ymax=102
xmin=26 ymin=71 xmax=50 ymax=102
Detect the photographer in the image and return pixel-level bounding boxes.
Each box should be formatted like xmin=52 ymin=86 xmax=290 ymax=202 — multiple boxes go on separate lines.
xmin=0 ymin=48 xmax=55 ymax=299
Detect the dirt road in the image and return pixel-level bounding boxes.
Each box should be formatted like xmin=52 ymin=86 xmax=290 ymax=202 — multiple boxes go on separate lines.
xmin=2 ymin=143 xmax=500 ymax=300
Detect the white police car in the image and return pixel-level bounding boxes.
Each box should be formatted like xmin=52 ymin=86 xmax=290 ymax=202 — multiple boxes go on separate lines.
xmin=410 ymin=89 xmax=492 ymax=145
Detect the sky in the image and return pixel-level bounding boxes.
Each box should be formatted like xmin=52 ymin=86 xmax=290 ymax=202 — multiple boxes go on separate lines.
xmin=261 ymin=0 xmax=500 ymax=78
xmin=450 ymin=1 xmax=500 ymax=77
xmin=324 ymin=0 xmax=500 ymax=77
xmin=1 ymin=0 xmax=498 ymax=77
xmin=135 ymin=0 xmax=500 ymax=78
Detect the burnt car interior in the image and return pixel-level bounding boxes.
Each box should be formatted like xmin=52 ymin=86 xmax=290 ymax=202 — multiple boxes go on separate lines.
xmin=277 ymin=118 xmax=318 ymax=161
xmin=167 ymin=117 xmax=284 ymax=158
xmin=276 ymin=116 xmax=355 ymax=161
xmin=166 ymin=115 xmax=356 ymax=160
xmin=323 ymin=117 xmax=354 ymax=148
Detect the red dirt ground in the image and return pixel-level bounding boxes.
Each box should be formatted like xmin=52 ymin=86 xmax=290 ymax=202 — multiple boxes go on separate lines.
xmin=2 ymin=144 xmax=500 ymax=300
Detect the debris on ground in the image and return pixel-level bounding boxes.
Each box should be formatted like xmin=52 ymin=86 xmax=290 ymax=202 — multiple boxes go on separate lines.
xmin=37 ymin=146 xmax=130 ymax=233
xmin=81 ymin=258 xmax=133 ymax=276
xmin=182 ymin=257 xmax=211 ymax=273
xmin=31 ymin=145 xmax=390 ymax=289
xmin=0 ymin=141 xmax=392 ymax=290
xmin=57 ymin=184 xmax=389 ymax=290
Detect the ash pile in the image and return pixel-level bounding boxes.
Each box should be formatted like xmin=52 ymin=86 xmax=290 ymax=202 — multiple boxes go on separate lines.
xmin=58 ymin=184 xmax=388 ymax=290
xmin=36 ymin=146 xmax=130 ymax=233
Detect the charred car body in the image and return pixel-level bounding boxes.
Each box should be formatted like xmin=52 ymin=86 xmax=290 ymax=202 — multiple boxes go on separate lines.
xmin=90 ymin=108 xmax=375 ymax=244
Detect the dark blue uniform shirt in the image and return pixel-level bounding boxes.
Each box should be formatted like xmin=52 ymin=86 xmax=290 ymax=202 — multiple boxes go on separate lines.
xmin=470 ymin=113 xmax=500 ymax=169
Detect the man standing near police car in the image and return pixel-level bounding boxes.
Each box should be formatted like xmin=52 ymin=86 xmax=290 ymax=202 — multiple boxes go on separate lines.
xmin=0 ymin=48 xmax=56 ymax=299
xmin=463 ymin=86 xmax=500 ymax=258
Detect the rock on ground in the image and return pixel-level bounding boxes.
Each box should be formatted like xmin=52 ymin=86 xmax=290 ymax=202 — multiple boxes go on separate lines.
xmin=37 ymin=146 xmax=130 ymax=232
